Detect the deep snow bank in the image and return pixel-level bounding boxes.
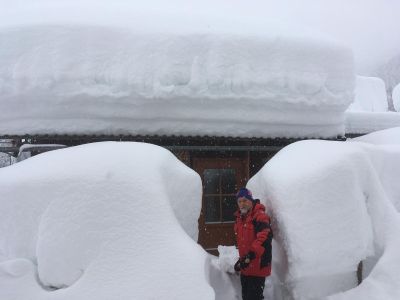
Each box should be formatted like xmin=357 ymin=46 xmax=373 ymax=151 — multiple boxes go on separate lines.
xmin=0 ymin=1 xmax=354 ymax=138
xmin=350 ymin=127 xmax=400 ymax=211
xmin=0 ymin=142 xmax=213 ymax=300
xmin=247 ymin=139 xmax=400 ymax=299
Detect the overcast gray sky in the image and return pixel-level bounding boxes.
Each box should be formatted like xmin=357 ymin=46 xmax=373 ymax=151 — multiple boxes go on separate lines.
xmin=2 ymin=0 xmax=399 ymax=75
xmin=269 ymin=0 xmax=400 ymax=75
xmin=173 ymin=0 xmax=400 ymax=75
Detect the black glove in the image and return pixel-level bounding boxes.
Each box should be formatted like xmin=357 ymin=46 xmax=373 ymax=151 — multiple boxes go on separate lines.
xmin=239 ymin=258 xmax=250 ymax=270
xmin=245 ymin=251 xmax=256 ymax=260
xmin=234 ymin=259 xmax=241 ymax=272
xmin=234 ymin=258 xmax=248 ymax=271
xmin=235 ymin=251 xmax=256 ymax=271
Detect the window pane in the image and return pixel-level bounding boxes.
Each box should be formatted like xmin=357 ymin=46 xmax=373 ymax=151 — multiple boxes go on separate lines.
xmin=205 ymin=196 xmax=220 ymax=223
xmin=203 ymin=169 xmax=220 ymax=194
xmin=220 ymin=169 xmax=236 ymax=194
xmin=222 ymin=196 xmax=237 ymax=222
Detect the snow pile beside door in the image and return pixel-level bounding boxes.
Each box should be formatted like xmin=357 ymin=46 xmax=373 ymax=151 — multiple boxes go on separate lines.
xmin=248 ymin=131 xmax=400 ymax=299
xmin=0 ymin=142 xmax=212 ymax=300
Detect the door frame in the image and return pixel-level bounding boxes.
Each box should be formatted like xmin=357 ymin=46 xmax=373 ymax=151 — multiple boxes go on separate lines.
xmin=193 ymin=154 xmax=249 ymax=252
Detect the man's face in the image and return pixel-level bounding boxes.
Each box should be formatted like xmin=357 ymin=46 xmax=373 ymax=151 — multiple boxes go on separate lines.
xmin=237 ymin=197 xmax=253 ymax=214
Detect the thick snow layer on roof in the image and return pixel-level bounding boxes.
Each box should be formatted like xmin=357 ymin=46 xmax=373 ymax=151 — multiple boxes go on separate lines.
xmin=0 ymin=2 xmax=355 ymax=139
xmin=344 ymin=76 xmax=400 ymax=135
xmin=347 ymin=76 xmax=388 ymax=112
xmin=351 ymin=127 xmax=400 ymax=145
xmin=248 ymin=139 xmax=400 ymax=299
xmin=393 ymin=83 xmax=400 ymax=112
xmin=345 ymin=111 xmax=400 ymax=135
xmin=0 ymin=142 xmax=212 ymax=299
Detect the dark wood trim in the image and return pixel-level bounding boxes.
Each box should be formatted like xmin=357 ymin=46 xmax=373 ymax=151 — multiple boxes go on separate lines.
xmin=194 ymin=156 xmax=246 ymax=250
xmin=0 ymin=134 xmax=344 ymax=147
xmin=203 ymin=222 xmax=235 ymax=226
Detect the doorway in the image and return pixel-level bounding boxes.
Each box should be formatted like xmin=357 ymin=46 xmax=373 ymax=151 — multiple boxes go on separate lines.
xmin=194 ymin=156 xmax=248 ymax=254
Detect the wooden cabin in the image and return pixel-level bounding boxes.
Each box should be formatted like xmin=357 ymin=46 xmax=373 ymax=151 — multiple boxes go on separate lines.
xmin=0 ymin=133 xmax=345 ymax=254
xmin=0 ymin=22 xmax=360 ymax=253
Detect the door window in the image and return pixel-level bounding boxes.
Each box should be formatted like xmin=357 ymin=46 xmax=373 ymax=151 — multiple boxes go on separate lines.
xmin=203 ymin=168 xmax=237 ymax=223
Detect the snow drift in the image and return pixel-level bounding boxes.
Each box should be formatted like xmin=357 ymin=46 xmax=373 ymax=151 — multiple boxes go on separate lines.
xmin=248 ymin=137 xmax=400 ymax=299
xmin=0 ymin=1 xmax=355 ymax=138
xmin=0 ymin=142 xmax=213 ymax=300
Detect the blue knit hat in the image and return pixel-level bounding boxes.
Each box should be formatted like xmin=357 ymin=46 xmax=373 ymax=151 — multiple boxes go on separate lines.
xmin=236 ymin=187 xmax=254 ymax=202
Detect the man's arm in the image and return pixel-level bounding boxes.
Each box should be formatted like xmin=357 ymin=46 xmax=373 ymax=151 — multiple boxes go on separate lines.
xmin=250 ymin=213 xmax=271 ymax=257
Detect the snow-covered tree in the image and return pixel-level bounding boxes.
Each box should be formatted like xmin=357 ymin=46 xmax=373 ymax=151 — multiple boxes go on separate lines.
xmin=0 ymin=153 xmax=12 ymax=168
xmin=375 ymin=54 xmax=400 ymax=111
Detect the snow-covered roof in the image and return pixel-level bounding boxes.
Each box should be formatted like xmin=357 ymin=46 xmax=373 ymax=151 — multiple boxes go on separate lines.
xmin=345 ymin=112 xmax=400 ymax=135
xmin=0 ymin=2 xmax=355 ymax=139
xmin=347 ymin=76 xmax=388 ymax=112
xmin=350 ymin=127 xmax=400 ymax=145
xmin=345 ymin=76 xmax=400 ymax=135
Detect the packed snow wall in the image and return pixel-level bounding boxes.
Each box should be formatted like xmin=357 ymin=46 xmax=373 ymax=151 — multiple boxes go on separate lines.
xmin=247 ymin=136 xmax=400 ymax=299
xmin=0 ymin=142 xmax=213 ymax=300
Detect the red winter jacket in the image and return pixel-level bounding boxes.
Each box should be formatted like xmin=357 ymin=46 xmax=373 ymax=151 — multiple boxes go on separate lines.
xmin=234 ymin=203 xmax=272 ymax=277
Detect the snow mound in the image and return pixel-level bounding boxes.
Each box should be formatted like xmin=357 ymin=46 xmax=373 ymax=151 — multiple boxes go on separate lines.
xmin=0 ymin=1 xmax=355 ymax=138
xmin=248 ymin=139 xmax=400 ymax=299
xmin=393 ymin=83 xmax=400 ymax=112
xmin=217 ymin=246 xmax=238 ymax=274
xmin=347 ymin=76 xmax=388 ymax=112
xmin=0 ymin=142 xmax=213 ymax=299
xmin=216 ymin=243 xmax=283 ymax=300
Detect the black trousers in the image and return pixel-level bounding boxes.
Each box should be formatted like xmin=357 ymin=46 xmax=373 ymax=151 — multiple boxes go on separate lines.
xmin=240 ymin=275 xmax=265 ymax=300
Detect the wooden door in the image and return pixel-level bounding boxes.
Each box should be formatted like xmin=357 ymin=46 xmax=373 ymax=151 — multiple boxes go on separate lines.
xmin=194 ymin=157 xmax=248 ymax=254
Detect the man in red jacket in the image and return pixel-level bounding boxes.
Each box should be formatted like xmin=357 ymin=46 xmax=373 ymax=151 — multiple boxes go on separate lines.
xmin=234 ymin=187 xmax=273 ymax=300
